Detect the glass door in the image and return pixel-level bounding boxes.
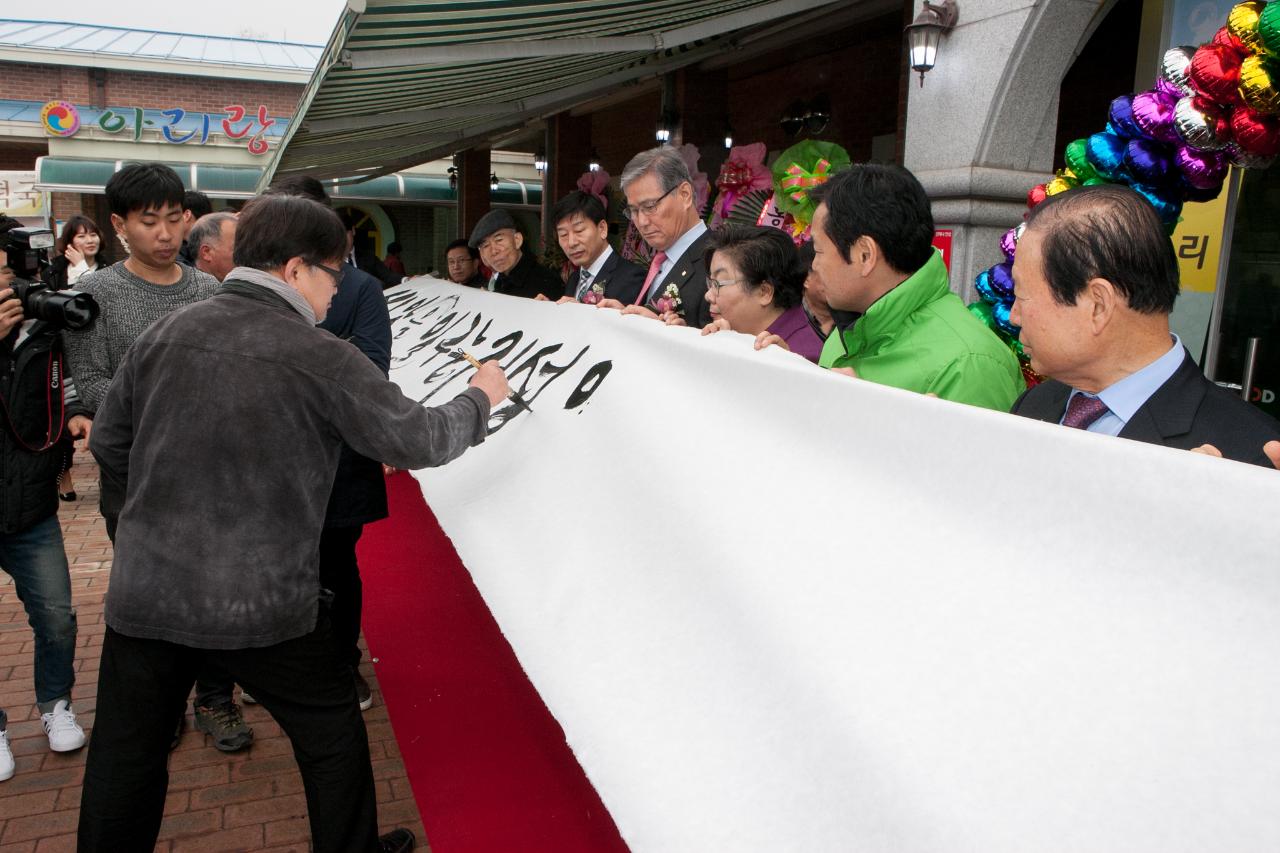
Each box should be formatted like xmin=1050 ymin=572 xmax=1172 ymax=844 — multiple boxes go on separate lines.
xmin=1211 ymin=165 xmax=1280 ymax=419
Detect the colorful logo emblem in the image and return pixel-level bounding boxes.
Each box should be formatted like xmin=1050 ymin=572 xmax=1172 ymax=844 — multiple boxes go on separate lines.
xmin=41 ymin=101 xmax=81 ymax=137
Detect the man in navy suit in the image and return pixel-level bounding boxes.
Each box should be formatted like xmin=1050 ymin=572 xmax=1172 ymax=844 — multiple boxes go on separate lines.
xmin=544 ymin=191 xmax=645 ymax=305
xmin=599 ymin=147 xmax=712 ymax=328
xmin=1009 ymin=184 xmax=1280 ymax=466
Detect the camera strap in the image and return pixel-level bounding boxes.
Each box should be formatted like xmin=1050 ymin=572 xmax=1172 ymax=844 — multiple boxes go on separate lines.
xmin=0 ymin=348 xmax=66 ymax=454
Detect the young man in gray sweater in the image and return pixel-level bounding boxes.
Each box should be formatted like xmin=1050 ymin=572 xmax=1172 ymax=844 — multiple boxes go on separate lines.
xmin=60 ymin=164 xmax=253 ymax=751
xmin=78 ymin=193 xmax=507 ymax=853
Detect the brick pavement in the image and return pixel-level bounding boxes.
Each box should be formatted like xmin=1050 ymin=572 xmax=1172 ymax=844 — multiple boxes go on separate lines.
xmin=0 ymin=455 xmax=429 ymax=852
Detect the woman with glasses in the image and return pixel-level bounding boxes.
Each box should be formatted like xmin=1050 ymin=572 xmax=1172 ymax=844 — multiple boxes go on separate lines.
xmin=692 ymin=224 xmax=823 ymax=363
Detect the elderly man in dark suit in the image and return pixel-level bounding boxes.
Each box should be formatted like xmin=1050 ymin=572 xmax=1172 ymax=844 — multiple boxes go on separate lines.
xmin=1009 ymin=184 xmax=1280 ymax=466
xmin=468 ymin=209 xmax=562 ymax=300
xmin=544 ymin=190 xmax=645 ymax=305
xmin=598 ymin=146 xmax=712 ymax=327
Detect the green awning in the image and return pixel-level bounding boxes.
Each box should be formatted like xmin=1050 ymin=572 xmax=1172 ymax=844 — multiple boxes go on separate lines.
xmin=261 ymin=0 xmax=849 ymax=186
xmin=34 ymin=156 xmax=540 ymax=206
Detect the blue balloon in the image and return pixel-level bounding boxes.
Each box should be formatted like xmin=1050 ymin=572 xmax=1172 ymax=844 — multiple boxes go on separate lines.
xmin=1086 ymin=132 xmax=1129 ymax=182
xmin=993 ymin=300 xmax=1019 ymax=337
xmin=990 ymin=262 xmax=1015 ymax=299
xmin=974 ymin=269 xmax=999 ymax=304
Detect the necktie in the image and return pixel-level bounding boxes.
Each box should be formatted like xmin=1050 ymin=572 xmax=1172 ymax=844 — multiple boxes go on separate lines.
xmin=576 ymin=270 xmax=592 ymax=300
xmin=1062 ymin=393 xmax=1110 ymax=430
xmin=635 ymin=251 xmax=669 ymax=305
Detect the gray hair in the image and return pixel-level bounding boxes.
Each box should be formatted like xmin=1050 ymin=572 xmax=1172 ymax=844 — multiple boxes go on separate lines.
xmin=187 ymin=211 xmax=236 ymax=256
xmin=620 ymin=146 xmax=692 ymax=193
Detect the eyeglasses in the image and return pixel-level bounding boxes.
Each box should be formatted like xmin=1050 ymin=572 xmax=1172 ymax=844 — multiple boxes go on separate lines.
xmin=313 ymin=263 xmax=344 ymax=285
xmin=706 ymin=277 xmax=749 ymax=293
xmin=622 ymin=184 xmax=679 ymax=220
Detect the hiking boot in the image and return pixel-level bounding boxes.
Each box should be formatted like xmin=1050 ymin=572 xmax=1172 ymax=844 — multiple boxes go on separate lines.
xmin=355 ymin=670 xmax=373 ymax=712
xmin=378 ymin=828 xmax=416 ymax=852
xmin=41 ymin=700 xmax=87 ymax=752
xmin=194 ymin=702 xmax=254 ymax=752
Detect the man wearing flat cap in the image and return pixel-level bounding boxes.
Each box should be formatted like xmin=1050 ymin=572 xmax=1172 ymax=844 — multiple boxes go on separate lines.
xmin=469 ymin=210 xmax=562 ymax=300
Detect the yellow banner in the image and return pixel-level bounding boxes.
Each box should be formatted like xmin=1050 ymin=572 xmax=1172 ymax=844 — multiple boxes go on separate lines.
xmin=1172 ymin=168 xmax=1233 ymax=294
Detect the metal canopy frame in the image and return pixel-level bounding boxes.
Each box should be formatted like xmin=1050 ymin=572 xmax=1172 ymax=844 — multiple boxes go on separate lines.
xmin=258 ymin=0 xmax=851 ymax=190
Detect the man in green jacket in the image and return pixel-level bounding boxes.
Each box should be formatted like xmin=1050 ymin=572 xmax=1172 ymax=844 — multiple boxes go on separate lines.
xmin=808 ymin=165 xmax=1024 ymax=412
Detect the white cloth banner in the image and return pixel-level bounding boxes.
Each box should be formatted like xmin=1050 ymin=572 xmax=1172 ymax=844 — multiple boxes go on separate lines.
xmin=387 ymin=278 xmax=1280 ymax=853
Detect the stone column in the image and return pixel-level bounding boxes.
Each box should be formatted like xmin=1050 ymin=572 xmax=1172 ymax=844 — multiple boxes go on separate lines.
xmin=903 ymin=0 xmax=1110 ymax=299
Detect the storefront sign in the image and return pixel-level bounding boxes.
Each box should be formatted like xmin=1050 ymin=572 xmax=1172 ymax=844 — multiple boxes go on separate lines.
xmin=932 ymin=228 xmax=953 ymax=271
xmin=40 ymin=101 xmax=276 ymax=155
xmin=0 ymin=172 xmax=46 ymax=218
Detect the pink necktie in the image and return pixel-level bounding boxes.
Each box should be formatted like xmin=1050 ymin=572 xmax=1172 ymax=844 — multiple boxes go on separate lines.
xmin=1062 ymin=393 xmax=1109 ymax=430
xmin=635 ymin=251 xmax=668 ymax=305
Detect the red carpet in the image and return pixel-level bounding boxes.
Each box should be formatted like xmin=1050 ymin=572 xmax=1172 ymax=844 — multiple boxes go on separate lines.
xmin=357 ymin=472 xmax=629 ymax=853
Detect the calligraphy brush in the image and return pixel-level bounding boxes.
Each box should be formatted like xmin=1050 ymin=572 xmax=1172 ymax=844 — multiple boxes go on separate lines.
xmin=451 ymin=349 xmax=533 ymax=413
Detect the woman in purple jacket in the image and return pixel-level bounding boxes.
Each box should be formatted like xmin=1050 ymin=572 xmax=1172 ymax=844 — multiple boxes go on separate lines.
xmin=694 ymin=224 xmax=824 ymax=363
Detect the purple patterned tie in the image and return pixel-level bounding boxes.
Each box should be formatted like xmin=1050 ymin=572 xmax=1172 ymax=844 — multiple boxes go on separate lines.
xmin=1061 ymin=393 xmax=1110 ymax=430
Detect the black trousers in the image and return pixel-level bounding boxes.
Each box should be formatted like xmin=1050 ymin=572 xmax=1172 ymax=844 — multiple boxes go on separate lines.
xmin=317 ymin=525 xmax=364 ymax=670
xmin=77 ymin=618 xmax=378 ymax=853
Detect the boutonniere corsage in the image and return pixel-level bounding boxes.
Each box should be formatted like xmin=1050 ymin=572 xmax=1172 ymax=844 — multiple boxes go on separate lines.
xmin=650 ymin=282 xmax=683 ymax=315
xmin=580 ymin=278 xmax=607 ymax=305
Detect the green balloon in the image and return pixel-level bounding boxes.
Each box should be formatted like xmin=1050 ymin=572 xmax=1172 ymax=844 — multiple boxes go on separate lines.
xmin=1260 ymin=1 xmax=1280 ymax=56
xmin=967 ymin=299 xmax=995 ymax=330
xmin=1064 ymin=138 xmax=1097 ymax=182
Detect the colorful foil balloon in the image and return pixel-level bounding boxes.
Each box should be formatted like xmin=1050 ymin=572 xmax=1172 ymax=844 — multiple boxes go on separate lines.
xmin=1189 ymin=43 xmax=1246 ymax=105
xmin=1227 ymin=1 xmax=1266 ymax=54
xmin=1064 ymin=138 xmax=1099 ymax=181
xmin=1175 ymin=145 xmax=1230 ymax=189
xmin=974 ymin=269 xmax=999 ymax=304
xmin=999 ymin=223 xmax=1023 ymax=261
xmin=1086 ymin=131 xmax=1128 ymax=180
xmin=970 ymin=1 xmax=1280 ymax=372
xmin=1131 ymin=91 xmax=1182 ymax=143
xmin=1160 ymin=46 xmax=1197 ymax=96
xmin=1211 ymin=25 xmax=1247 ymax=52
xmin=1260 ymin=0 xmax=1280 ymax=55
xmin=1239 ymin=54 xmax=1280 ymax=115
xmin=1108 ymin=95 xmax=1145 ymax=139
xmin=992 ymin=301 xmax=1017 ymax=336
xmin=1124 ymin=138 xmax=1173 ymax=184
xmin=1230 ymin=107 xmax=1280 ymax=156
xmin=989 ymin=262 xmax=1015 ymax=299
xmin=1173 ymin=95 xmax=1229 ymax=150
xmin=1129 ymin=184 xmax=1183 ymax=226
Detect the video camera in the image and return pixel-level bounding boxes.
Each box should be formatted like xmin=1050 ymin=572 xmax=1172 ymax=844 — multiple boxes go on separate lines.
xmin=0 ymin=224 xmax=99 ymax=331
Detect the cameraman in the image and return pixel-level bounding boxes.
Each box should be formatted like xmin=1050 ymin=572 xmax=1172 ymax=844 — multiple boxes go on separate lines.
xmin=0 ymin=216 xmax=92 ymax=783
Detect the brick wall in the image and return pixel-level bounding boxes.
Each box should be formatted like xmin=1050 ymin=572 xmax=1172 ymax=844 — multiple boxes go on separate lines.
xmin=726 ymin=11 xmax=902 ymax=163
xmin=589 ymin=91 xmax=662 ymax=179
xmin=0 ymin=143 xmax=43 ymax=170
xmin=2 ymin=61 xmax=303 ymax=115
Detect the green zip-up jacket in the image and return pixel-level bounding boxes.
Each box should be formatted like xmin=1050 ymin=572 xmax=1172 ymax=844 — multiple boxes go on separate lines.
xmin=818 ymin=250 xmax=1025 ymax=412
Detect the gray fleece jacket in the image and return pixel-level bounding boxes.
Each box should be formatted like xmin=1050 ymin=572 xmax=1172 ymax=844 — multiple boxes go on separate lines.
xmin=91 ymin=279 xmax=490 ymax=649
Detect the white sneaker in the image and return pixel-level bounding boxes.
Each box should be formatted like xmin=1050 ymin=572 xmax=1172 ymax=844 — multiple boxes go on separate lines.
xmin=0 ymin=728 xmax=14 ymax=781
xmin=41 ymin=700 xmax=86 ymax=752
